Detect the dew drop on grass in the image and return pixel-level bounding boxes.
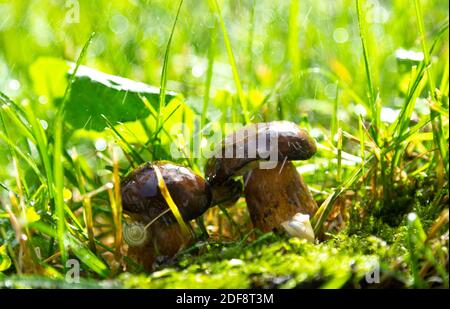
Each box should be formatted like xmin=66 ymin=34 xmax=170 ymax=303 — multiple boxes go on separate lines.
xmin=333 ymin=28 xmax=349 ymax=44
xmin=6 ymin=162 xmax=17 ymax=177
xmin=191 ymin=63 xmax=206 ymax=78
xmin=310 ymin=128 xmax=322 ymax=139
xmin=369 ymin=24 xmax=385 ymax=38
xmin=354 ymin=104 xmax=367 ymax=117
xmin=207 ymin=225 xmax=218 ymax=233
xmin=324 ymin=83 xmax=338 ymax=99
xmin=366 ymin=5 xmax=389 ymax=24
xmin=110 ymin=14 xmax=129 ymax=34
xmin=39 ymin=119 xmax=48 ymax=130
xmin=384 ymin=55 xmax=398 ymax=73
xmin=380 ymin=107 xmax=400 ymax=123
xmin=0 ymin=3 xmax=13 ymax=31
xmin=91 ymin=34 xmax=106 ymax=56
xmin=228 ymin=259 xmax=244 ymax=267
xmin=395 ymin=48 xmax=424 ymax=62
xmin=38 ymin=95 xmax=48 ymax=104
xmin=200 ymin=137 xmax=208 ymax=149
xmin=407 ymin=213 xmax=417 ymax=222
xmin=95 ymin=138 xmax=107 ymax=151
xmin=8 ymin=79 xmax=20 ymax=91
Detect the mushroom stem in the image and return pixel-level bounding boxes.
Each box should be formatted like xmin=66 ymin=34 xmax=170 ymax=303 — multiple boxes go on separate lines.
xmin=244 ymin=161 xmax=317 ymax=240
xmin=126 ymin=220 xmax=191 ymax=271
xmin=210 ymin=179 xmax=243 ymax=207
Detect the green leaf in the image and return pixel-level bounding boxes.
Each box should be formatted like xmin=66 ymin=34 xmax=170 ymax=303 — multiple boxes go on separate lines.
xmin=0 ymin=245 xmax=11 ymax=272
xmin=67 ymin=234 xmax=110 ymax=278
xmin=30 ymin=221 xmax=110 ymax=278
xmin=29 ymin=57 xmax=177 ymax=131
xmin=64 ymin=65 xmax=176 ymax=131
xmin=29 ymin=57 xmax=70 ymax=99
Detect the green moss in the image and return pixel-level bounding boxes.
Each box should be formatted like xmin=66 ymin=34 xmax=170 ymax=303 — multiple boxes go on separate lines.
xmin=118 ymin=234 xmax=397 ymax=289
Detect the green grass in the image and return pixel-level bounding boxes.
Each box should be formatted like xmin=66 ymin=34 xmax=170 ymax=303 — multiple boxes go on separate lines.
xmin=0 ymin=0 xmax=448 ymax=288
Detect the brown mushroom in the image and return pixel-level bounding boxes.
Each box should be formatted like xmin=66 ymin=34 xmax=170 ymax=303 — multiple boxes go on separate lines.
xmin=121 ymin=161 xmax=212 ymax=270
xmin=205 ymin=121 xmax=318 ymax=241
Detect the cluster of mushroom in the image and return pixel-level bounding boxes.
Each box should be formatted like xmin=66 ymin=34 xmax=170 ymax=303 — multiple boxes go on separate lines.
xmin=121 ymin=121 xmax=318 ymax=270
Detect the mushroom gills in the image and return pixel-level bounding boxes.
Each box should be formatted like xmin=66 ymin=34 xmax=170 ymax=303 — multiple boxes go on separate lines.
xmin=280 ymin=213 xmax=315 ymax=242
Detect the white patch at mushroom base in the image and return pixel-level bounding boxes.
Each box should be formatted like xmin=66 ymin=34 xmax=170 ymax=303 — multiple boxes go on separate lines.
xmin=281 ymin=213 xmax=315 ymax=242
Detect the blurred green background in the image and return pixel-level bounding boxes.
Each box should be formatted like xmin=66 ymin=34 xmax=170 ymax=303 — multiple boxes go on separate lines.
xmin=1 ymin=0 xmax=448 ymax=110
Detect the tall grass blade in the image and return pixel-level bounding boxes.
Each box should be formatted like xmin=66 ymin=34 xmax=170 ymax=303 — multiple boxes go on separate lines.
xmin=153 ymin=165 xmax=190 ymax=237
xmin=212 ymin=0 xmax=250 ymax=124
xmin=53 ymin=33 xmax=94 ymax=267
xmin=201 ymin=20 xmax=217 ymax=129
xmin=312 ymin=156 xmax=372 ymax=234
xmin=414 ymin=0 xmax=448 ymax=175
xmin=154 ymin=0 xmax=184 ymax=146
xmin=287 ymin=0 xmax=300 ymax=73
xmin=356 ymin=0 xmax=377 ymax=141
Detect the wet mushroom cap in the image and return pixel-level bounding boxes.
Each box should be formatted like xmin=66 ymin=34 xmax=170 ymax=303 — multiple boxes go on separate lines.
xmin=205 ymin=121 xmax=317 ymax=186
xmin=121 ymin=161 xmax=212 ymax=224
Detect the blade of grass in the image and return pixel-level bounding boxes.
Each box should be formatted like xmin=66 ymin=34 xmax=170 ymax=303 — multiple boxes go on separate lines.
xmin=0 ymin=130 xmax=46 ymax=185
xmin=386 ymin=117 xmax=433 ymax=154
xmin=218 ymin=205 xmax=242 ymax=238
xmin=356 ymin=0 xmax=378 ymax=141
xmin=211 ymin=0 xmax=250 ymax=124
xmin=30 ymin=222 xmax=109 ymax=278
xmin=330 ymin=82 xmax=339 ymax=143
xmin=390 ymin=20 xmax=448 ymax=139
xmin=389 ymin=65 xmax=425 ymax=174
xmin=22 ymin=102 xmax=54 ymax=204
xmin=82 ymin=196 xmax=96 ymax=253
xmin=139 ymin=96 xmax=194 ymax=167
xmin=110 ymin=144 xmax=122 ymax=264
xmin=0 ymin=92 xmax=28 ymax=120
xmin=287 ymin=0 xmax=300 ymax=73
xmin=312 ymin=156 xmax=373 ymax=234
xmin=246 ymin=0 xmax=256 ymax=85
xmin=337 ymin=128 xmax=343 ymax=183
xmin=358 ymin=115 xmax=366 ymax=174
xmin=201 ymin=19 xmax=217 ymax=129
xmin=414 ymin=0 xmax=448 ymax=175
xmin=153 ymin=164 xmax=190 ymax=237
xmin=101 ymin=115 xmax=145 ymax=165
xmin=53 ymin=33 xmax=95 ymax=268
xmin=154 ymin=0 xmax=184 ymax=147
xmin=406 ymin=213 xmax=427 ymax=288
xmin=439 ymin=51 xmax=449 ymax=94
xmin=0 ymin=110 xmax=27 ymax=213
xmin=0 ymin=104 xmax=36 ymax=143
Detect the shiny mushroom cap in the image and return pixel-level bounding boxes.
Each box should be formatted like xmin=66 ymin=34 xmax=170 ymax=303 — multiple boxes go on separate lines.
xmin=121 ymin=161 xmax=212 ymax=225
xmin=205 ymin=121 xmax=317 ymax=186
